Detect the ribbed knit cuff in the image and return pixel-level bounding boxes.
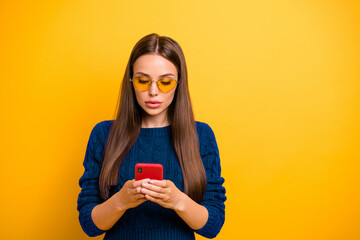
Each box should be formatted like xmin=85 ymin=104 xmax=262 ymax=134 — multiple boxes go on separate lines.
xmin=194 ymin=205 xmax=221 ymax=238
xmin=80 ymin=203 xmax=106 ymax=237
xmin=103 ymin=226 xmax=195 ymax=240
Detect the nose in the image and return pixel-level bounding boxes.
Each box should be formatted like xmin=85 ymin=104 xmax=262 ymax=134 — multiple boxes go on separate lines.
xmin=148 ymin=81 xmax=159 ymax=96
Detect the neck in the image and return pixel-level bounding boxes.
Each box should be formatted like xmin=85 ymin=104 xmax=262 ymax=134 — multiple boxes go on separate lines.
xmin=141 ymin=113 xmax=170 ymax=128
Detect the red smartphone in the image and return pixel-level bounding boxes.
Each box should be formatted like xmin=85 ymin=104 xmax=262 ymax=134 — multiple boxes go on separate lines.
xmin=135 ymin=163 xmax=163 ymax=181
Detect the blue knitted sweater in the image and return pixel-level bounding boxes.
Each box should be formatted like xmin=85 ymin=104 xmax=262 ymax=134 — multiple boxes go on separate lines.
xmin=77 ymin=120 xmax=226 ymax=239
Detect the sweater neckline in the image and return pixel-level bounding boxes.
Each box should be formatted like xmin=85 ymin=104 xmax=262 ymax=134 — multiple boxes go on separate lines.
xmin=139 ymin=125 xmax=171 ymax=136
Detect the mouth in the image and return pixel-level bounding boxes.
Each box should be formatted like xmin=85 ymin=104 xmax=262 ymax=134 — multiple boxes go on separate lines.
xmin=145 ymin=100 xmax=162 ymax=108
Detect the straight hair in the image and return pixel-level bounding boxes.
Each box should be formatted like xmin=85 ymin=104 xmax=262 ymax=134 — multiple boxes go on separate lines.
xmin=99 ymin=33 xmax=207 ymax=203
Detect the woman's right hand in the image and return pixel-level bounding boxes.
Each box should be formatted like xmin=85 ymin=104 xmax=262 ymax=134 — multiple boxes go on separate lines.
xmin=91 ymin=178 xmax=150 ymax=231
xmin=114 ymin=178 xmax=150 ymax=211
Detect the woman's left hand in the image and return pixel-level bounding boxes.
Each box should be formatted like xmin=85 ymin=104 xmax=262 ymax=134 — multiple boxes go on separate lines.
xmin=140 ymin=180 xmax=186 ymax=211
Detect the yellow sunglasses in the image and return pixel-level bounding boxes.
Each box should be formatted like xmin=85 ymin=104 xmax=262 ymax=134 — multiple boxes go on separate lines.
xmin=130 ymin=77 xmax=178 ymax=93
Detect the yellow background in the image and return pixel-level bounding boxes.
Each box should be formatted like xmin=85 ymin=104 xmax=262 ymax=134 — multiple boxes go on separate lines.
xmin=1 ymin=0 xmax=359 ymax=239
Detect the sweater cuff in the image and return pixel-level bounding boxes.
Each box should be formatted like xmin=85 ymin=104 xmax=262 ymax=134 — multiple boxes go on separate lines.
xmin=194 ymin=205 xmax=222 ymax=238
xmin=80 ymin=203 xmax=106 ymax=237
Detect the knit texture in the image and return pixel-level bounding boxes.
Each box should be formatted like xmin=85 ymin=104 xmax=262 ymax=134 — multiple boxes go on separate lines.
xmin=77 ymin=121 xmax=226 ymax=239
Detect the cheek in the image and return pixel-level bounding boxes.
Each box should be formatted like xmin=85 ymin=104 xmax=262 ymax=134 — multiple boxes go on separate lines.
xmin=165 ymin=92 xmax=176 ymax=105
xmin=134 ymin=90 xmax=145 ymax=104
xmin=167 ymin=86 xmax=177 ymax=102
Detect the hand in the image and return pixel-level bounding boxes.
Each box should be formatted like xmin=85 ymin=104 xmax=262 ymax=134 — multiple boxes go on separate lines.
xmin=114 ymin=179 xmax=150 ymax=211
xmin=140 ymin=180 xmax=186 ymax=211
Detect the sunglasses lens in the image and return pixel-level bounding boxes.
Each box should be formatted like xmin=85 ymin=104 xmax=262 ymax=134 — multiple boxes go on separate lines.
xmin=158 ymin=79 xmax=177 ymax=92
xmin=132 ymin=77 xmax=178 ymax=92
xmin=132 ymin=77 xmax=151 ymax=91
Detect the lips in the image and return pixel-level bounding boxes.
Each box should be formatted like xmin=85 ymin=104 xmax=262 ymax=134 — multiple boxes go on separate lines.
xmin=145 ymin=100 xmax=162 ymax=108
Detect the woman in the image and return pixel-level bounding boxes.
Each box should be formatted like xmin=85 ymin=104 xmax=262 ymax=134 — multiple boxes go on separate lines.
xmin=77 ymin=33 xmax=226 ymax=240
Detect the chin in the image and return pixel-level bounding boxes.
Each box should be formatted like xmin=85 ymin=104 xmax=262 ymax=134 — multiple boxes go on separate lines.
xmin=143 ymin=108 xmax=164 ymax=116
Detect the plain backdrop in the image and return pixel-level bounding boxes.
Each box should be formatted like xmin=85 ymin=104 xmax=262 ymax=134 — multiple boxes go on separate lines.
xmin=1 ymin=0 xmax=359 ymax=239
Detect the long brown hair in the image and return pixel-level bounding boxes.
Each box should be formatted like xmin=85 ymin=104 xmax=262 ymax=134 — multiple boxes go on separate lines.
xmin=99 ymin=33 xmax=207 ymax=203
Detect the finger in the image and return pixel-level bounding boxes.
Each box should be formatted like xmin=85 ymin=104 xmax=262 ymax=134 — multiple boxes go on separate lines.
xmin=144 ymin=194 xmax=163 ymax=204
xmin=128 ymin=186 xmax=143 ymax=195
xmin=148 ymin=180 xmax=167 ymax=187
xmin=131 ymin=178 xmax=150 ymax=188
xmin=133 ymin=193 xmax=146 ymax=200
xmin=141 ymin=182 xmax=163 ymax=193
xmin=140 ymin=188 xmax=165 ymax=199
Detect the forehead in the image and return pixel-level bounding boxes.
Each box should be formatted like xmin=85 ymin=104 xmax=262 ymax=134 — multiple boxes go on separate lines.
xmin=133 ymin=54 xmax=178 ymax=77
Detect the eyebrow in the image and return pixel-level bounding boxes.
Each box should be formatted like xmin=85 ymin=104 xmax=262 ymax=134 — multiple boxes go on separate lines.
xmin=134 ymin=72 xmax=176 ymax=78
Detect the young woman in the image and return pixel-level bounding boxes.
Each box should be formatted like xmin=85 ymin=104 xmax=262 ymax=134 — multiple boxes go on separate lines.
xmin=77 ymin=33 xmax=226 ymax=240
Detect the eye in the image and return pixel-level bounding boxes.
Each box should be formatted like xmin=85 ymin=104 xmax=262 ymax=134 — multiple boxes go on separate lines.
xmin=137 ymin=77 xmax=150 ymax=84
xmin=159 ymin=79 xmax=173 ymax=86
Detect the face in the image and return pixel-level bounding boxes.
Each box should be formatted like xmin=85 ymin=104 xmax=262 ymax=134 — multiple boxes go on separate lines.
xmin=132 ymin=54 xmax=178 ymax=125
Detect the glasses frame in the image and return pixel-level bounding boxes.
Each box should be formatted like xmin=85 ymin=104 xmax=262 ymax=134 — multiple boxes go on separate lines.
xmin=130 ymin=76 xmax=179 ymax=93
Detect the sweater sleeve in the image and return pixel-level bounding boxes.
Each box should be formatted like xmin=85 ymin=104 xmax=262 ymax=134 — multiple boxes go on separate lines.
xmin=194 ymin=123 xmax=226 ymax=239
xmin=77 ymin=122 xmax=107 ymax=237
